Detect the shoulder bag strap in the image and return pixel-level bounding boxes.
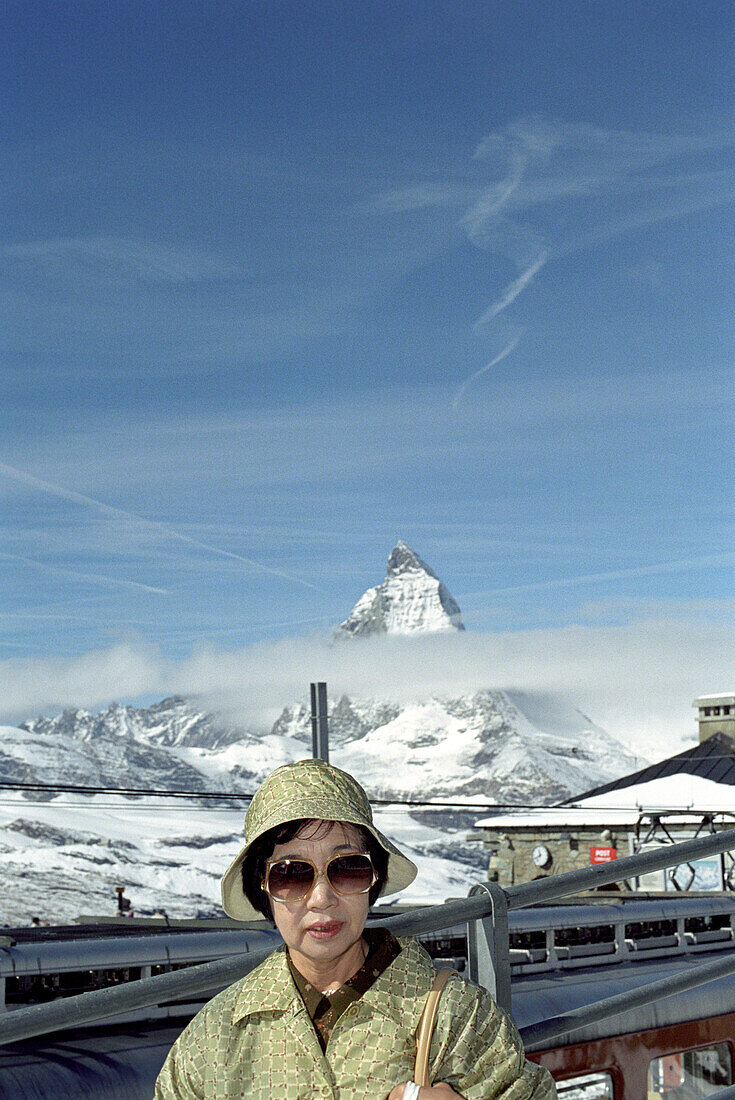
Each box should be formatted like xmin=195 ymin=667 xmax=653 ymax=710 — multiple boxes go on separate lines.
xmin=414 ymin=967 xmax=456 ymax=1087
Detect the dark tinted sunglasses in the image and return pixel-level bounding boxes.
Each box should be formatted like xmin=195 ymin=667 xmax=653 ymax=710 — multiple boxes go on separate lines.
xmin=262 ymin=853 xmax=377 ymax=902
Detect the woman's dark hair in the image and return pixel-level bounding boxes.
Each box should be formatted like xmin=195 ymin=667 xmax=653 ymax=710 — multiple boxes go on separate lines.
xmin=241 ymin=818 xmax=389 ymax=922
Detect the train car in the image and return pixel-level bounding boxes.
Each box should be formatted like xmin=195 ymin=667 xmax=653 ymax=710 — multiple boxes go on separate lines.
xmin=510 ymin=896 xmax=735 ymax=1099
xmin=517 ymin=948 xmax=735 ymax=1098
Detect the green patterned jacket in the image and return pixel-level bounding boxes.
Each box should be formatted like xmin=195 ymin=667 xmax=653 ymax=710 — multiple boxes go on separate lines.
xmin=153 ymin=937 xmax=556 ymax=1100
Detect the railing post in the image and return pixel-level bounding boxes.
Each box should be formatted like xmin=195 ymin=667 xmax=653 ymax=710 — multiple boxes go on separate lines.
xmin=466 ymin=882 xmax=511 ymax=1012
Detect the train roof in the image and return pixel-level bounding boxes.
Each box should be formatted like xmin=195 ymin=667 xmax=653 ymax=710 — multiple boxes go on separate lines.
xmin=515 ymin=948 xmax=735 ymax=1052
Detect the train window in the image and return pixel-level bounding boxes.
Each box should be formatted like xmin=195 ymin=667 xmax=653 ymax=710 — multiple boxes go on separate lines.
xmin=647 ymin=1043 xmax=732 ymax=1098
xmin=556 ymin=1072 xmax=614 ymax=1099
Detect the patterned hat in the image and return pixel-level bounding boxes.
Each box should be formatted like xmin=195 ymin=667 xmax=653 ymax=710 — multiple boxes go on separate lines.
xmin=221 ymin=758 xmax=418 ymax=920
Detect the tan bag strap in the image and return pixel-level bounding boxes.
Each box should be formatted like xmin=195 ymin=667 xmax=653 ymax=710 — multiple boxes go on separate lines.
xmin=414 ymin=968 xmax=456 ymax=1087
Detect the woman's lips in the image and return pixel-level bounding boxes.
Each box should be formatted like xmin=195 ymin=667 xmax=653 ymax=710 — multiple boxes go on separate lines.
xmin=306 ymin=921 xmax=343 ymax=939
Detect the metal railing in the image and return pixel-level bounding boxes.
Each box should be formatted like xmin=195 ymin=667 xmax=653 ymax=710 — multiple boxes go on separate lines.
xmin=505 ymin=894 xmax=735 ymax=976
xmin=0 ymin=827 xmax=734 ymax=1049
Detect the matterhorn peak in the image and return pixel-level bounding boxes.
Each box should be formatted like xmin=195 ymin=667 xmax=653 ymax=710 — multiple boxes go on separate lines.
xmin=338 ymin=542 xmax=465 ymax=637
xmin=385 ymin=540 xmax=439 ymax=579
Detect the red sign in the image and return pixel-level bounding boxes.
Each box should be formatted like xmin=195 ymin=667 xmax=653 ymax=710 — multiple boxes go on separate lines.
xmin=590 ymin=847 xmax=617 ymax=864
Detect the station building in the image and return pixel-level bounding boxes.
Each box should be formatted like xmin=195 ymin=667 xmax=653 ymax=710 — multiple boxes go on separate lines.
xmin=473 ymin=730 xmax=735 ymax=892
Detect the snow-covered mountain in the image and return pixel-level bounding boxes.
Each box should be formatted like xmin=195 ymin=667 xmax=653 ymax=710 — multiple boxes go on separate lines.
xmin=11 ymin=688 xmax=635 ymax=805
xmin=338 ymin=542 xmax=465 ymax=636
xmin=0 ymin=542 xmax=643 ymax=922
xmin=265 ymin=690 xmax=637 ymax=804
xmin=0 ymin=688 xmax=639 ymax=922
xmin=0 ymin=784 xmax=488 ymax=925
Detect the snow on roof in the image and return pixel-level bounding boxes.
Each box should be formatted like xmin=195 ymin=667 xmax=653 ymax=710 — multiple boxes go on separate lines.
xmin=562 ymin=731 xmax=735 ymax=806
xmin=575 ymin=772 xmax=735 ymax=813
xmin=474 ymin=807 xmax=640 ymax=829
xmin=475 ymin=775 xmax=735 ymax=830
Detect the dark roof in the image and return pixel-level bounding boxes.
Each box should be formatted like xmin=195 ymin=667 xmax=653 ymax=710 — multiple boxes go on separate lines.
xmin=564 ymin=731 xmax=735 ymax=804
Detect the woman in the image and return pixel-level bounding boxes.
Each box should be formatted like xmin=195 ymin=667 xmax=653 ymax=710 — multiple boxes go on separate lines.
xmin=154 ymin=759 xmax=555 ymax=1100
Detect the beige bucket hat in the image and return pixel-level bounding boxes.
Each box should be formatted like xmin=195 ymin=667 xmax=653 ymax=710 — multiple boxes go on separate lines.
xmin=221 ymin=758 xmax=418 ymax=920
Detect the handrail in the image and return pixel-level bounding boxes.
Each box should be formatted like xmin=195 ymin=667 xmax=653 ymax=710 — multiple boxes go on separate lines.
xmin=0 ymin=826 xmax=733 ymax=1047
xmin=509 ymin=894 xmax=735 ymax=931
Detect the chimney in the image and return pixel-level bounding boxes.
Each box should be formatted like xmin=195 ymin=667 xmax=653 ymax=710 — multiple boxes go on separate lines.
xmin=693 ymin=694 xmax=735 ymax=742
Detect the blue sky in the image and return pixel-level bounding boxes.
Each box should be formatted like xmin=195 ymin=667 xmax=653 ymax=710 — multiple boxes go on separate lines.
xmin=1 ymin=1 xmax=733 ymax=745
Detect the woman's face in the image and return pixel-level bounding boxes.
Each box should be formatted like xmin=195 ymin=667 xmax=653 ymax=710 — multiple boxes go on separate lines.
xmin=267 ymin=820 xmax=370 ymax=978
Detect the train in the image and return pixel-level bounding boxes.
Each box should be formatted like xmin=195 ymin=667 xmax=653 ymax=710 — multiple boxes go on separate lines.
xmin=0 ymin=894 xmax=733 ymax=1098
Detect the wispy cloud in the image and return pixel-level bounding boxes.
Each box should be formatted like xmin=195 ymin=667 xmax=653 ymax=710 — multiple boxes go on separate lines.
xmin=474 ymin=117 xmax=733 ymax=188
xmin=372 ymin=115 xmax=734 ymax=400
xmin=461 ymin=552 xmax=735 ymax=599
xmin=473 ymin=252 xmax=548 ymax=325
xmin=366 ymin=182 xmax=475 ymax=213
xmin=452 ymin=335 xmax=521 ymax=411
xmin=559 ymin=186 xmax=735 ymax=254
xmin=462 ymin=116 xmax=734 ymax=310
xmin=2 ymin=237 xmax=236 ymax=283
xmin=0 ymin=462 xmax=320 ymax=591
xmin=4 ymin=362 xmax=728 ymax=502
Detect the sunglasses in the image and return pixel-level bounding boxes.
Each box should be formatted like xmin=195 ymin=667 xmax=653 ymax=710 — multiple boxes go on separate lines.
xmin=262 ymin=852 xmax=377 ymax=902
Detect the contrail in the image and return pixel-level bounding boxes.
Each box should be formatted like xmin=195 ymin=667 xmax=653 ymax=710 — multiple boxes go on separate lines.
xmin=0 ymin=551 xmax=169 ymax=596
xmin=461 ymin=552 xmax=735 ymax=599
xmin=474 ymin=250 xmax=548 ymax=326
xmin=452 ymin=334 xmax=521 ymax=411
xmin=0 ymin=462 xmax=320 ymax=591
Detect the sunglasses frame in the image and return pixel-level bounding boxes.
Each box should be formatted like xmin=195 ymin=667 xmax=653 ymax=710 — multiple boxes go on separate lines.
xmin=261 ymin=852 xmax=377 ymax=902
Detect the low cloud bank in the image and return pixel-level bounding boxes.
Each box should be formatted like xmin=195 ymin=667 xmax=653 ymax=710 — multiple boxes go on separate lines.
xmin=1 ymin=609 xmax=731 ymax=761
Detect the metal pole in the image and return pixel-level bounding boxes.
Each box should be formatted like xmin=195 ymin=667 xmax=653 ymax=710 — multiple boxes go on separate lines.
xmin=0 ymin=943 xmax=273 ymax=1047
xmin=310 ymin=681 xmax=329 ymax=762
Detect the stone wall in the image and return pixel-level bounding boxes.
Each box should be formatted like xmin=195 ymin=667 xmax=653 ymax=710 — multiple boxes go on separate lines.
xmin=480 ymin=825 xmax=628 ymax=888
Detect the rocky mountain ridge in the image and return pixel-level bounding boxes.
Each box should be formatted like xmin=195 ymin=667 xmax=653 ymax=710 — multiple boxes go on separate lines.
xmin=338 ymin=541 xmax=465 ymax=636
xmin=12 ymin=685 xmax=636 ymax=805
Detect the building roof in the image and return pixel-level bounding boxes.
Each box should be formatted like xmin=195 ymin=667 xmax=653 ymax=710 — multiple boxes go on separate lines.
xmin=474 ymin=807 xmax=640 ymax=829
xmin=562 ymin=731 xmax=735 ymax=805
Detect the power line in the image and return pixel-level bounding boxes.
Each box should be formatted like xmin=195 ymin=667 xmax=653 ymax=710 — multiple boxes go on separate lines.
xmin=0 ymin=780 xmax=251 ymax=801
xmin=2 ymin=780 xmax=734 ymax=814
xmin=0 ymin=778 xmax=555 ymax=810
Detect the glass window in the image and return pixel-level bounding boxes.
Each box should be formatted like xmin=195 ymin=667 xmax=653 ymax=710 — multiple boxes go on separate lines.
xmin=557 ymin=1072 xmax=614 ymax=1099
xmin=648 ymin=1043 xmax=732 ymax=1098
xmin=667 ymin=855 xmax=724 ymax=892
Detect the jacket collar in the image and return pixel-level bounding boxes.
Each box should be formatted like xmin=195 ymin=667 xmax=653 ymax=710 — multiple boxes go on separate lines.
xmin=232 ymin=938 xmax=435 ymax=1032
xmin=232 ymin=946 xmax=302 ymax=1022
xmin=360 ymin=938 xmax=435 ymax=1032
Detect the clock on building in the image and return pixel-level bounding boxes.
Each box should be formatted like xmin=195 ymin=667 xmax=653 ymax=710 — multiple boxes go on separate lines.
xmin=532 ymin=844 xmax=551 ymax=868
